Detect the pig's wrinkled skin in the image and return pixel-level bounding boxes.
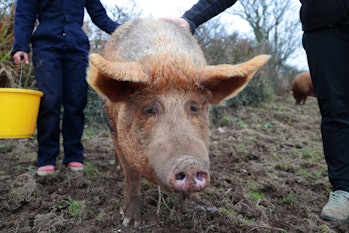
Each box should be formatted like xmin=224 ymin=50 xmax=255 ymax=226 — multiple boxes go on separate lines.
xmin=87 ymin=18 xmax=270 ymax=227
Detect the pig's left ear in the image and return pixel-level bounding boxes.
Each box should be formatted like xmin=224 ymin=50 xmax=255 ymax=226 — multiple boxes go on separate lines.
xmin=87 ymin=53 xmax=148 ymax=102
xmin=198 ymin=54 xmax=270 ymax=105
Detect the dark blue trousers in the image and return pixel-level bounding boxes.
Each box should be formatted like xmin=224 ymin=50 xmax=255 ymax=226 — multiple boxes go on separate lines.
xmin=303 ymin=25 xmax=349 ymax=192
xmin=32 ymin=47 xmax=88 ymax=167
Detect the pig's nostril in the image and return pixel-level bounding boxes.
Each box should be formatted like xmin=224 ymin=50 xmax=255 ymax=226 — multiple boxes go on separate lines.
xmin=176 ymin=172 xmax=186 ymax=181
xmin=195 ymin=172 xmax=206 ymax=181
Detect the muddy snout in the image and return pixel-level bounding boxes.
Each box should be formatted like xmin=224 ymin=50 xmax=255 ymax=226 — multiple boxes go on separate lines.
xmin=169 ymin=157 xmax=210 ymax=193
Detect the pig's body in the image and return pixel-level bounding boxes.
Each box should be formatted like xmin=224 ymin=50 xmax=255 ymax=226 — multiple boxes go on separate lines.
xmin=87 ymin=18 xmax=269 ymax=227
xmin=292 ymin=71 xmax=316 ymax=104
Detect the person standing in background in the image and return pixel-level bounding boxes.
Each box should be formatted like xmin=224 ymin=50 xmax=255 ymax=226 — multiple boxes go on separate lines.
xmin=12 ymin=0 xmax=120 ymax=176
xmin=167 ymin=0 xmax=349 ymax=223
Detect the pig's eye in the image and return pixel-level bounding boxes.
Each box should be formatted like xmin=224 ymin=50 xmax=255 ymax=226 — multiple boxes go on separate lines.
xmin=190 ymin=103 xmax=200 ymax=112
xmin=143 ymin=106 xmax=156 ymax=115
xmin=143 ymin=102 xmax=160 ymax=117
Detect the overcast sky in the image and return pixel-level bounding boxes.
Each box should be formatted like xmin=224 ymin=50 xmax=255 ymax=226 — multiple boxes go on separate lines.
xmin=101 ymin=0 xmax=197 ymax=17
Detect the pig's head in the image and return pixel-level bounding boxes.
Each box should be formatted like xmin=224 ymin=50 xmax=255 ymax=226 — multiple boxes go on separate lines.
xmin=87 ymin=53 xmax=270 ymax=194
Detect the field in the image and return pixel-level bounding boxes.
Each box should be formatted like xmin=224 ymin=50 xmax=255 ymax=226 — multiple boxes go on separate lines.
xmin=1 ymin=93 xmax=348 ymax=233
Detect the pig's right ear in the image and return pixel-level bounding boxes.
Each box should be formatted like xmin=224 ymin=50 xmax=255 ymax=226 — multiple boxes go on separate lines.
xmin=87 ymin=53 xmax=148 ymax=102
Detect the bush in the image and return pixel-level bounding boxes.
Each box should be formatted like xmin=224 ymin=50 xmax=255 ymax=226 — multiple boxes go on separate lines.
xmin=0 ymin=1 xmax=37 ymax=89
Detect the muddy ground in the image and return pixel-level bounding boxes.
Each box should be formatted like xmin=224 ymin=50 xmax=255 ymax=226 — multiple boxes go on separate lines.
xmin=0 ymin=93 xmax=348 ymax=233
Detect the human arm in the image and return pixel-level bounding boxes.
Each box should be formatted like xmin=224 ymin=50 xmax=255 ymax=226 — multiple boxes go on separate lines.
xmin=85 ymin=0 xmax=120 ymax=34
xmin=11 ymin=0 xmax=38 ymax=56
xmin=182 ymin=0 xmax=238 ymax=33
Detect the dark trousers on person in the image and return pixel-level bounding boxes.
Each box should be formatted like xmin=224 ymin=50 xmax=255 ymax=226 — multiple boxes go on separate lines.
xmin=303 ymin=24 xmax=349 ymax=192
xmin=32 ymin=47 xmax=88 ymax=167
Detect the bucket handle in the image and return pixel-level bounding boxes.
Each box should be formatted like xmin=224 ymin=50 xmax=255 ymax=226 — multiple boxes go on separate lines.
xmin=18 ymin=57 xmax=24 ymax=88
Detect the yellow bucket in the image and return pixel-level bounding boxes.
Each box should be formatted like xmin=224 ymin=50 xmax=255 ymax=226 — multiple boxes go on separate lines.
xmin=0 ymin=88 xmax=43 ymax=138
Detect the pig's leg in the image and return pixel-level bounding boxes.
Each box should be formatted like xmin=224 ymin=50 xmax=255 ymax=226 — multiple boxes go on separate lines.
xmin=119 ymin=157 xmax=142 ymax=227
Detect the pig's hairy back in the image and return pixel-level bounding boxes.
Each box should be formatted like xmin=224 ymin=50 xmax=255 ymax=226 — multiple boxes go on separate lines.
xmin=101 ymin=18 xmax=206 ymax=66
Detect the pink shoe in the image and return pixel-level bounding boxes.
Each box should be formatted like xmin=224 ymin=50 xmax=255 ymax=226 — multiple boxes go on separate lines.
xmin=37 ymin=165 xmax=55 ymax=176
xmin=67 ymin=162 xmax=84 ymax=171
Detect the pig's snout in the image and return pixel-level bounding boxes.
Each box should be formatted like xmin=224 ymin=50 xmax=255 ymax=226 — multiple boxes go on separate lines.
xmin=173 ymin=170 xmax=209 ymax=192
xmin=169 ymin=157 xmax=210 ymax=193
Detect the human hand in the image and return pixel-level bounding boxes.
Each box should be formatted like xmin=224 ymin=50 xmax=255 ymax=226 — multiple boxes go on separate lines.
xmin=13 ymin=51 xmax=29 ymax=65
xmin=161 ymin=17 xmax=190 ymax=31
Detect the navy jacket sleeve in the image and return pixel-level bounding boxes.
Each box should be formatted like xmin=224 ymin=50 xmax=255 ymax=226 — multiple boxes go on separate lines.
xmin=86 ymin=0 xmax=120 ymax=35
xmin=182 ymin=0 xmax=238 ymax=34
xmin=12 ymin=0 xmax=39 ymax=54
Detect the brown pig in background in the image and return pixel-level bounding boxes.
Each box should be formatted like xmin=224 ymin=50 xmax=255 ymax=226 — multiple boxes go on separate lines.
xmin=292 ymin=71 xmax=316 ymax=104
xmin=87 ymin=18 xmax=270 ymax=227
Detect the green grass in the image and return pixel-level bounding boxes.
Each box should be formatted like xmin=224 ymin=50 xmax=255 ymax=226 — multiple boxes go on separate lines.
xmin=233 ymin=117 xmax=248 ymax=128
xmin=218 ymin=208 xmax=237 ymax=221
xmin=65 ymin=199 xmax=82 ymax=217
xmin=248 ymin=191 xmax=263 ymax=205
xmin=283 ymin=192 xmax=297 ymax=204
xmin=83 ymin=128 xmax=97 ymax=140
xmin=236 ymin=144 xmax=246 ymax=153
xmin=84 ymin=162 xmax=100 ymax=177
xmin=319 ymin=224 xmax=331 ymax=233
